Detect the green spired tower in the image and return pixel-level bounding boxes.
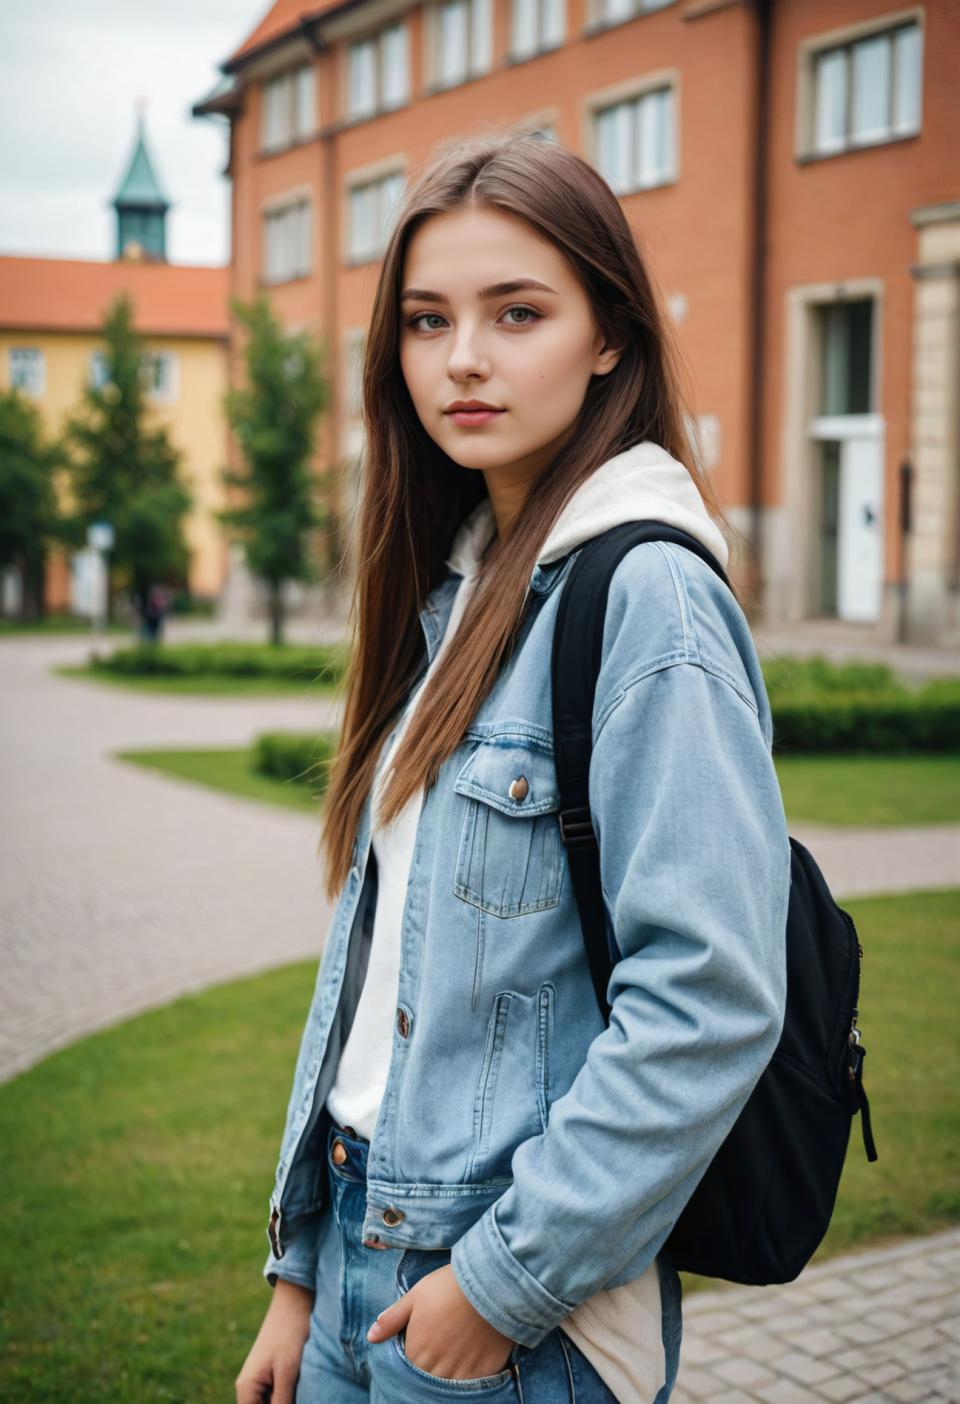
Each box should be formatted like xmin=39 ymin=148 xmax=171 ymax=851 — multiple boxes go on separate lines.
xmin=112 ymin=106 xmax=170 ymax=262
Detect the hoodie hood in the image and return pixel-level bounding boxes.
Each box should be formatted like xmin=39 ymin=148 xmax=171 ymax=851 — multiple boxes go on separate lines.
xmin=444 ymin=439 xmax=729 ymax=581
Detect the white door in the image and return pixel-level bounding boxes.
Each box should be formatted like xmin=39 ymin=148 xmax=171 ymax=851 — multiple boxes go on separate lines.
xmin=837 ymin=434 xmax=883 ymax=622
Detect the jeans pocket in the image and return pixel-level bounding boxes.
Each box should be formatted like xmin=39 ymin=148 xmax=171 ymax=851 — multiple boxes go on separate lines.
xmin=391 ymin=1248 xmax=519 ymax=1394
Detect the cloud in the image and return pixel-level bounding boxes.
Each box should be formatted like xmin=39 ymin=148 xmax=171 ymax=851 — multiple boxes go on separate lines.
xmin=0 ymin=1 xmax=259 ymax=264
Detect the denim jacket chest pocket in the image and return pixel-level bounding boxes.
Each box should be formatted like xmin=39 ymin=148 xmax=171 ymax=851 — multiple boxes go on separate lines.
xmin=452 ymin=735 xmax=564 ymax=918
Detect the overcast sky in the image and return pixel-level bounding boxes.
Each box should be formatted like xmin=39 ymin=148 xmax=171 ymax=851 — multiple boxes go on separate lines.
xmin=0 ymin=0 xmax=267 ymax=266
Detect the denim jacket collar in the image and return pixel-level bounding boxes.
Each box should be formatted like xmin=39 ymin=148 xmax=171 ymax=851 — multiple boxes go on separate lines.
xmin=418 ymin=552 xmax=576 ymax=665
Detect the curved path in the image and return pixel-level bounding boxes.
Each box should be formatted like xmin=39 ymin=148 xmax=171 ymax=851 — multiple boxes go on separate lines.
xmin=0 ymin=631 xmax=341 ymax=1084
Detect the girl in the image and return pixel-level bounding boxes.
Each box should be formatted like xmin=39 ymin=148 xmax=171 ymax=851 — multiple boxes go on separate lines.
xmin=237 ymin=130 xmax=790 ymax=1404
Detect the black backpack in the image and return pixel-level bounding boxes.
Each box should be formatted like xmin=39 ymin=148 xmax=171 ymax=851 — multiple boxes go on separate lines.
xmin=550 ymin=521 xmax=878 ymax=1286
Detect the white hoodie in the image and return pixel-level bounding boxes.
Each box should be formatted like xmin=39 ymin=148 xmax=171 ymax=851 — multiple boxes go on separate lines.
xmin=446 ymin=437 xmax=729 ymax=581
xmin=327 ymin=440 xmax=721 ymax=1401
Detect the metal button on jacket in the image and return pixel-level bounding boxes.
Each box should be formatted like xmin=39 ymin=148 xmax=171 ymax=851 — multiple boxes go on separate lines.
xmin=331 ymin=1139 xmax=348 ymax=1165
xmin=396 ymin=1007 xmax=410 ymax=1038
xmin=382 ymin=1207 xmax=405 ymax=1226
xmin=508 ymin=775 xmax=529 ymax=801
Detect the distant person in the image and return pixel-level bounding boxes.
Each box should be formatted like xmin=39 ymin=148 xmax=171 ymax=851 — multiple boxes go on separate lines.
xmin=139 ymin=583 xmax=171 ymax=643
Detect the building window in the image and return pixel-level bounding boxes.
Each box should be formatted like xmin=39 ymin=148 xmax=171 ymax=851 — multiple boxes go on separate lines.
xmin=263 ymin=198 xmax=312 ymax=283
xmin=592 ymin=0 xmax=673 ymax=26
xmin=594 ymin=86 xmax=676 ymax=194
xmin=141 ymin=351 xmax=180 ymax=402
xmin=819 ymin=299 xmax=874 ymax=416
xmin=9 ymin=347 xmax=45 ymax=397
xmin=262 ymin=64 xmax=315 ymax=151
xmin=347 ymin=22 xmax=409 ymax=118
xmin=347 ymin=171 xmax=405 ymax=263
xmin=810 ymin=20 xmax=921 ymax=156
xmin=430 ymin=0 xmax=492 ymax=89
xmin=510 ymin=0 xmax=564 ymax=59
xmin=89 ymin=350 xmax=110 ymax=388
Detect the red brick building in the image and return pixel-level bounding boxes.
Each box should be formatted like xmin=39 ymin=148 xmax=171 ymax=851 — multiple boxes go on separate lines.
xmin=194 ymin=0 xmax=959 ymax=644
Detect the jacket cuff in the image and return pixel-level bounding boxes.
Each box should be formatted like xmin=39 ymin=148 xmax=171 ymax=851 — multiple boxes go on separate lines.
xmin=451 ymin=1203 xmax=573 ymax=1349
xmin=262 ymin=1208 xmax=323 ymax=1291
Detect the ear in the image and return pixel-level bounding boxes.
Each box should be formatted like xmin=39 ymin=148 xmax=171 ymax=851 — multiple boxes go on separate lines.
xmin=591 ymin=332 xmax=625 ymax=378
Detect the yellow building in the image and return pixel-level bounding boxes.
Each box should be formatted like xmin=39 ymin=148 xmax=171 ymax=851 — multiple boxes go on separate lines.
xmin=0 ymin=115 xmax=230 ymax=610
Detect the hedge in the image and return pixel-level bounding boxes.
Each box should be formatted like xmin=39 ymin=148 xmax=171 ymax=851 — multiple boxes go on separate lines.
xmin=253 ymin=732 xmax=337 ymax=793
xmin=88 ymin=640 xmax=348 ymax=686
xmin=770 ymin=692 xmax=960 ymax=752
xmin=762 ymin=654 xmax=960 ymax=751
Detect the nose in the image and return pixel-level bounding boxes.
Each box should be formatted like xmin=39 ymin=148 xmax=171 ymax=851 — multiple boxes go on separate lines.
xmin=445 ymin=321 xmax=490 ymax=383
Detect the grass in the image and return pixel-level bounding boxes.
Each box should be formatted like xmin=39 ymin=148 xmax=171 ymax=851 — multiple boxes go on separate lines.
xmin=0 ymin=887 xmax=956 ymax=1399
xmin=115 ymin=747 xmax=323 ymax=815
xmin=116 ymin=744 xmax=960 ymax=829
xmin=0 ymin=612 xmax=131 ymax=635
xmin=773 ymin=752 xmax=960 ymax=825
xmin=0 ymin=963 xmax=311 ymax=1402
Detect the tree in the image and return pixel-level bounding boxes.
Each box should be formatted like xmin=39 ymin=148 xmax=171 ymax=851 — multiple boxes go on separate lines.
xmin=0 ymin=389 xmax=65 ymax=619
xmin=220 ymin=295 xmax=331 ymax=645
xmin=61 ymin=293 xmax=193 ymax=624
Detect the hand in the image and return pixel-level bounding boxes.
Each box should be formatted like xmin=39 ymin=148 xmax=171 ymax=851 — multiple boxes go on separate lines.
xmin=367 ymin=1262 xmax=516 ymax=1381
xmin=236 ymin=1277 xmax=314 ymax=1404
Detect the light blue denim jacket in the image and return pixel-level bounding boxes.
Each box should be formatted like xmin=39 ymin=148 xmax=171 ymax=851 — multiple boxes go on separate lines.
xmin=261 ymin=526 xmax=791 ymax=1360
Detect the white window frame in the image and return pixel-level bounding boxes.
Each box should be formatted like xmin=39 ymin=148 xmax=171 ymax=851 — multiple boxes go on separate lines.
xmin=588 ymin=77 xmax=678 ymax=195
xmin=509 ymin=0 xmax=565 ymax=61
xmin=345 ymin=168 xmax=405 ymax=265
xmin=346 ymin=21 xmax=409 ymax=120
xmin=262 ymin=193 xmax=313 ymax=284
xmin=9 ymin=347 xmax=45 ymax=397
xmin=585 ymin=0 xmax=674 ymax=34
xmin=89 ymin=349 xmax=110 ymax=389
xmin=261 ymin=63 xmax=316 ymax=152
xmin=797 ymin=10 xmax=923 ymax=162
xmin=141 ymin=350 xmax=180 ymax=404
xmin=426 ymin=0 xmax=492 ymax=92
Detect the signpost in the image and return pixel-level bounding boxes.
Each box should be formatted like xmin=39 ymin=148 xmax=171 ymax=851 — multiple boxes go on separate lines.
xmin=86 ymin=521 xmax=114 ymax=636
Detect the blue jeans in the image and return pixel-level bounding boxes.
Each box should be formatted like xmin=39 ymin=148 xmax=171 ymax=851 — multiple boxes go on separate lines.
xmin=294 ymin=1119 xmax=626 ymax=1402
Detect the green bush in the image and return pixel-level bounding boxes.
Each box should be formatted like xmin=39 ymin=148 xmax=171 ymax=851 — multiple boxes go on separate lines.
xmin=760 ymin=657 xmax=960 ymax=752
xmin=762 ymin=654 xmax=910 ymax=700
xmin=771 ymin=694 xmax=960 ymax=752
xmin=88 ymin=639 xmax=349 ymax=685
xmin=253 ymin=731 xmax=336 ymax=794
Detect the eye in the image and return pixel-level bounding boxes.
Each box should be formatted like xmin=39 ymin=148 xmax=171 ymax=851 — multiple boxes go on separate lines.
xmin=404 ymin=304 xmax=543 ymax=332
xmin=406 ymin=311 xmax=447 ymax=331
xmin=501 ymin=305 xmax=541 ymax=326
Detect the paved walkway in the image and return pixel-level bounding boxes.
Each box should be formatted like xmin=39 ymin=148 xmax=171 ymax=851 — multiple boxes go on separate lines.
xmin=673 ymin=1227 xmax=960 ymax=1404
xmin=0 ymin=633 xmax=342 ymax=1083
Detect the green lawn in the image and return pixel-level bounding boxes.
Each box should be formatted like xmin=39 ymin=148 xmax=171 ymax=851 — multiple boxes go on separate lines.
xmin=773 ymin=752 xmax=960 ymax=825
xmin=0 ymin=888 xmax=955 ymax=1400
xmin=0 ymin=613 xmax=131 ymax=635
xmin=116 ymin=747 xmax=323 ymax=815
xmin=117 ymin=745 xmax=960 ymax=829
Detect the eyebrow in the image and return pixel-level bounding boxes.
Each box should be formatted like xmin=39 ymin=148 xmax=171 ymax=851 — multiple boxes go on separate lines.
xmin=399 ymin=278 xmax=559 ymax=304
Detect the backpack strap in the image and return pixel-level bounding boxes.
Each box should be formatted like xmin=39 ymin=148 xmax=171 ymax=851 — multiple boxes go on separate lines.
xmin=550 ymin=521 xmax=731 ymax=1023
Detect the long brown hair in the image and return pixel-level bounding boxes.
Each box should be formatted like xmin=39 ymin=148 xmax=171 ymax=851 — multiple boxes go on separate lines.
xmin=319 ymin=125 xmax=741 ymax=900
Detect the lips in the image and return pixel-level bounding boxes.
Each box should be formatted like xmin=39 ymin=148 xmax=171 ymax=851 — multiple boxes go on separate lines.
xmin=446 ymin=407 xmax=505 ymax=425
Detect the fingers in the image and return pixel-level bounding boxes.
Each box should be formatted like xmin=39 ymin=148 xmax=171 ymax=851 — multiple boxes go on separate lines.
xmin=366 ymin=1294 xmax=412 ymax=1343
xmin=235 ymin=1374 xmax=267 ymax=1404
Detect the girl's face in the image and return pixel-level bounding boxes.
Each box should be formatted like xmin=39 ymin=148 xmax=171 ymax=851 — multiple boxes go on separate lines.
xmin=399 ymin=204 xmax=621 ymax=512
